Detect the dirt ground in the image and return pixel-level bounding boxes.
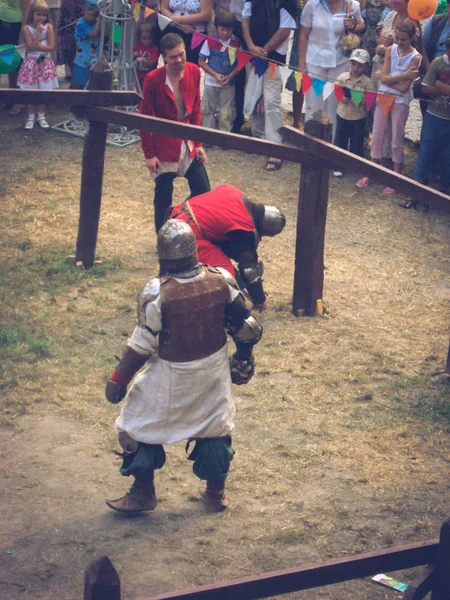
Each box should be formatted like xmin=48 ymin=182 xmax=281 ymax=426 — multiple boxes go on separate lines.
xmin=0 ymin=100 xmax=449 ymax=600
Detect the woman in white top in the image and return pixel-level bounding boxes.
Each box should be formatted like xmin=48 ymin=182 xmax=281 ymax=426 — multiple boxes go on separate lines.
xmin=299 ymin=0 xmax=365 ymax=131
xmin=160 ymin=0 xmax=213 ymax=62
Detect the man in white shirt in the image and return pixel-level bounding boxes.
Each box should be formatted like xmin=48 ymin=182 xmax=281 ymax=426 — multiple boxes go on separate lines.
xmin=241 ymin=0 xmax=296 ymax=171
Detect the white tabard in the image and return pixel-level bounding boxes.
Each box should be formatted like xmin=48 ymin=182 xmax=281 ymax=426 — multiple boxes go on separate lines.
xmin=115 ymin=272 xmax=237 ymax=445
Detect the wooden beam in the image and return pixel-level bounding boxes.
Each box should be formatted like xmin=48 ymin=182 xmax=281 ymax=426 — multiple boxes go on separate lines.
xmin=0 ymin=88 xmax=142 ymax=106
xmin=84 ymin=556 xmax=120 ymax=600
xmin=431 ymin=517 xmax=450 ymax=599
xmin=75 ymin=58 xmax=111 ymax=268
xmin=139 ymin=539 xmax=439 ymax=600
xmin=403 ymin=565 xmax=435 ymax=600
xmin=86 ymin=107 xmax=332 ymax=167
xmin=280 ymin=125 xmax=450 ymax=213
xmin=292 ymin=113 xmax=332 ymax=316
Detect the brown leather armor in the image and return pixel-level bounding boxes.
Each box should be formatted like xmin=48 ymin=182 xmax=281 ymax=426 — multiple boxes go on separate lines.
xmin=158 ymin=266 xmax=229 ymax=362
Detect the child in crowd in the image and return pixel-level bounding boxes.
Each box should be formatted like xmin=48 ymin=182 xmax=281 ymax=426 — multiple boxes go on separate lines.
xmin=408 ymin=33 xmax=450 ymax=209
xmin=17 ymin=0 xmax=58 ymax=130
xmin=198 ymin=11 xmax=240 ymax=133
xmin=71 ymin=0 xmax=101 ymax=89
xmin=333 ymin=48 xmax=375 ymax=177
xmin=357 ymin=19 xmax=421 ymax=194
xmin=133 ymin=23 xmax=159 ymax=91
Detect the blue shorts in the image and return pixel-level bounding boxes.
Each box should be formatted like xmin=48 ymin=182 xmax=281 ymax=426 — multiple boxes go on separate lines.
xmin=414 ymin=112 xmax=450 ymax=184
xmin=71 ymin=63 xmax=90 ymax=87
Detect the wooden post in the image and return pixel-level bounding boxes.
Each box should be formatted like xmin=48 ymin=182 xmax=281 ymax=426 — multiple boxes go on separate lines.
xmin=431 ymin=517 xmax=450 ymax=599
xmin=84 ymin=556 xmax=121 ymax=600
xmin=292 ymin=111 xmax=332 ymax=316
xmin=75 ymin=57 xmax=112 ymax=268
xmin=446 ymin=339 xmax=450 ymax=373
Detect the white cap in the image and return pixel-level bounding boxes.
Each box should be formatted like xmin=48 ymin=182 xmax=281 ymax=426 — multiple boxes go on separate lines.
xmin=350 ymin=48 xmax=370 ymax=64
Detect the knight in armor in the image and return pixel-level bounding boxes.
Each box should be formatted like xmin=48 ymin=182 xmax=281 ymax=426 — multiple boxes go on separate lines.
xmin=169 ymin=184 xmax=286 ymax=311
xmin=105 ymin=219 xmax=262 ymax=513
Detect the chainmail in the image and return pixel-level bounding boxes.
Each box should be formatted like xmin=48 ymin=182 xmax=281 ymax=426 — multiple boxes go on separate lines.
xmin=163 ymin=263 xmax=203 ymax=279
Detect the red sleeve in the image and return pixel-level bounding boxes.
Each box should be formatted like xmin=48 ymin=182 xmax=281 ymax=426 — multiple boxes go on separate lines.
xmin=140 ymin=75 xmax=156 ymax=159
xmin=191 ymin=67 xmax=202 ymax=148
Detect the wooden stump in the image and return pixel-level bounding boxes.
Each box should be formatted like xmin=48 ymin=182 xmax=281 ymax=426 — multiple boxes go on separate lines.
xmin=75 ymin=57 xmax=113 ymax=268
xmin=292 ymin=111 xmax=332 ymax=316
xmin=84 ymin=556 xmax=120 ymax=600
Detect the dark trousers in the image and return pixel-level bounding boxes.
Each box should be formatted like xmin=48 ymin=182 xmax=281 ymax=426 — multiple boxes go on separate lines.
xmin=334 ymin=115 xmax=366 ymax=158
xmin=153 ymin=158 xmax=210 ymax=232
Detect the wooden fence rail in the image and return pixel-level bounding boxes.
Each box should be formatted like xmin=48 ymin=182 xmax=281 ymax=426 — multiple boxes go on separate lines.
xmin=84 ymin=518 xmax=450 ymax=600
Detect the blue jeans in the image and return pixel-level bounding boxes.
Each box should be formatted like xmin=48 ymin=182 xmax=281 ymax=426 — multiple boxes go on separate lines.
xmin=414 ymin=112 xmax=450 ymax=185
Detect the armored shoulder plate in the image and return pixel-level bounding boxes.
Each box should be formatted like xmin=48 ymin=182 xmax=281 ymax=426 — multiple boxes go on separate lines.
xmin=136 ymin=278 xmax=161 ymax=327
xmin=215 ymin=266 xmax=239 ymax=290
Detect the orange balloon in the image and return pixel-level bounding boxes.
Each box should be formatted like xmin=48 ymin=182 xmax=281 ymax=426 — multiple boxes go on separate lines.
xmin=407 ymin=0 xmax=438 ymax=20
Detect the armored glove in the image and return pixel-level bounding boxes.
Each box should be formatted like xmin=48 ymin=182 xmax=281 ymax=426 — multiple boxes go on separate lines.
xmin=229 ymin=352 xmax=255 ymax=385
xmin=105 ymin=379 xmax=128 ymax=404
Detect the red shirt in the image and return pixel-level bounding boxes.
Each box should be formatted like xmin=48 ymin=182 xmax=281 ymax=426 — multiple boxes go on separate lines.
xmin=172 ymin=184 xmax=256 ymax=275
xmin=140 ymin=62 xmax=202 ymax=161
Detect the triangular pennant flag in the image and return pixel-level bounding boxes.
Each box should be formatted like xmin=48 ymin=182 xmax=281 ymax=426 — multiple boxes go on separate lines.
xmin=158 ymin=13 xmax=172 ymax=30
xmin=1 ymin=49 xmax=15 ymax=65
xmin=334 ymin=84 xmax=345 ymax=101
xmin=191 ymin=31 xmax=205 ymax=49
xmin=279 ymin=65 xmax=291 ymax=86
xmin=312 ymin=77 xmax=326 ymax=97
xmin=16 ymin=45 xmax=26 ymax=59
xmin=350 ymin=88 xmax=364 ymax=107
xmin=228 ymin=46 xmax=237 ymax=65
xmin=378 ymin=93 xmax=395 ymax=116
xmin=254 ymin=57 xmax=268 ymax=77
xmin=302 ymin=74 xmax=312 ymax=94
xmin=323 ymin=81 xmax=334 ymax=100
xmin=294 ymin=71 xmax=303 ymax=92
xmin=237 ymin=50 xmax=252 ymax=71
xmin=133 ymin=2 xmax=140 ymax=21
xmin=144 ymin=7 xmax=155 ymax=17
xmin=206 ymin=35 xmax=222 ymax=50
xmin=267 ymin=61 xmax=277 ymax=80
xmin=364 ymin=90 xmax=377 ymax=111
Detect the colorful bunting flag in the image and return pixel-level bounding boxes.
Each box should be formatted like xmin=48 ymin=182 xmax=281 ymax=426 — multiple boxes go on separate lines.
xmin=294 ymin=71 xmax=303 ymax=92
xmin=1 ymin=48 xmax=14 ymax=65
xmin=268 ymin=61 xmax=277 ymax=80
xmin=191 ymin=31 xmax=204 ymax=49
xmin=323 ymin=81 xmax=334 ymax=100
xmin=334 ymin=84 xmax=345 ymax=102
xmin=206 ymin=35 xmax=222 ymax=51
xmin=364 ymin=90 xmax=377 ymax=111
xmin=254 ymin=57 xmax=268 ymax=77
xmin=302 ymin=74 xmax=312 ymax=94
xmin=237 ymin=50 xmax=252 ymax=71
xmin=158 ymin=13 xmax=172 ymax=30
xmin=350 ymin=88 xmax=364 ymax=107
xmin=17 ymin=45 xmax=26 ymax=59
xmin=311 ymin=77 xmax=326 ymax=97
xmin=133 ymin=2 xmax=140 ymax=21
xmin=144 ymin=7 xmax=154 ymax=17
xmin=378 ymin=93 xmax=395 ymax=116
xmin=228 ymin=46 xmax=237 ymax=65
xmin=279 ymin=65 xmax=291 ymax=86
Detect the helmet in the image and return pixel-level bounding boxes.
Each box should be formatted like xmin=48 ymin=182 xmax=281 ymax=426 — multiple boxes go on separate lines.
xmin=260 ymin=206 xmax=286 ymax=237
xmin=157 ymin=219 xmax=199 ymax=272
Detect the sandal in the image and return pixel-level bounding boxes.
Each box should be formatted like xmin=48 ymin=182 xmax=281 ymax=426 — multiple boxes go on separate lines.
xmin=264 ymin=158 xmax=283 ymax=172
xmin=36 ymin=115 xmax=49 ymax=129
xmin=356 ymin=176 xmax=373 ymax=188
xmin=24 ymin=115 xmax=35 ymax=130
xmin=399 ymin=198 xmax=414 ymax=209
xmin=383 ymin=186 xmax=396 ymax=195
xmin=8 ymin=104 xmax=25 ymax=117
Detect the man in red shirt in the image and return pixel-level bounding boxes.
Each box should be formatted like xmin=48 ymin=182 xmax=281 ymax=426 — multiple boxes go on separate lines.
xmin=140 ymin=33 xmax=210 ymax=232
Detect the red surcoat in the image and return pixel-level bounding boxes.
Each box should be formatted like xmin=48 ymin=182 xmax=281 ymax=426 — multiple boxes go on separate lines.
xmin=171 ymin=184 xmax=255 ymax=276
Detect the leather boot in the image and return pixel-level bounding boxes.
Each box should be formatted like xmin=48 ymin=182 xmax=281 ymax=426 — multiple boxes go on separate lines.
xmin=199 ymin=480 xmax=228 ymax=512
xmin=106 ymin=473 xmax=157 ymax=513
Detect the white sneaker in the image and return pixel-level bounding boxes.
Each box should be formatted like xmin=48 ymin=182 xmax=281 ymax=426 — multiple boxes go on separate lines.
xmin=25 ymin=116 xmax=35 ymax=130
xmin=333 ymin=171 xmax=343 ymax=177
xmin=36 ymin=115 xmax=49 ymax=129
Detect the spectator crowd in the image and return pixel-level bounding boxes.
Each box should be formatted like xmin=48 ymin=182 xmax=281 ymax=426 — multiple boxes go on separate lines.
xmin=0 ymin=0 xmax=449 ymax=208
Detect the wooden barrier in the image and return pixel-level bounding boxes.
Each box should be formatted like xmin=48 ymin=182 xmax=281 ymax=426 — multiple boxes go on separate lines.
xmin=83 ymin=517 xmax=450 ymax=600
